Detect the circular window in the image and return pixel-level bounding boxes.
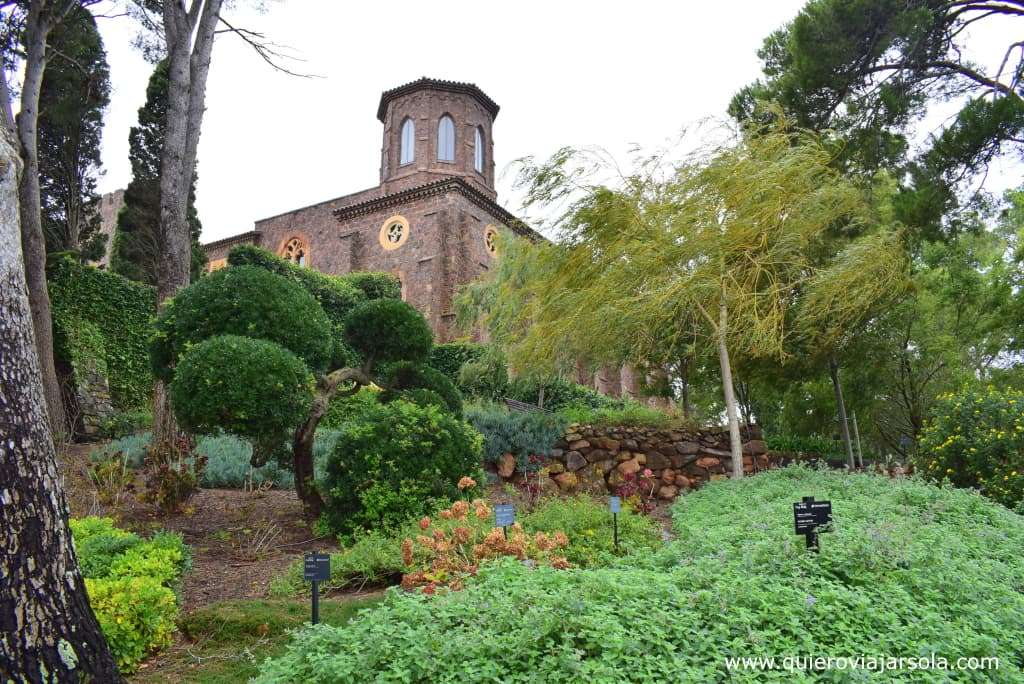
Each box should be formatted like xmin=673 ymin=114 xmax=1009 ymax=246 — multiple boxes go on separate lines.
xmin=379 ymin=215 xmax=410 ymax=251
xmin=280 ymin=236 xmax=309 ymax=266
xmin=483 ymin=225 xmax=500 ymax=257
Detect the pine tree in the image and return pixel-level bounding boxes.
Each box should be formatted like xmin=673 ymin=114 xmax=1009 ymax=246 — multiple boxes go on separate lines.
xmin=112 ymin=60 xmax=205 ymax=286
xmin=36 ymin=5 xmax=110 ymax=260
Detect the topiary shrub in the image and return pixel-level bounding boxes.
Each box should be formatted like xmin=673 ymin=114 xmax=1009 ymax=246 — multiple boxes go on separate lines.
xmin=319 ymin=399 xmax=484 ymax=537
xmin=916 ymin=385 xmax=1024 ymax=511
xmin=380 ymin=361 xmax=463 ymax=416
xmin=150 ymin=265 xmax=333 ymax=380
xmin=427 ymin=342 xmax=487 ymax=382
xmin=344 ymin=299 xmax=433 ymax=365
xmin=170 ymin=335 xmax=314 ymax=461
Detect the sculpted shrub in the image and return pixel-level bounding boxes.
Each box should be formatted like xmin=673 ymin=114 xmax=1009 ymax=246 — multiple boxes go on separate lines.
xmin=916 ymin=385 xmax=1024 ymax=510
xmin=319 ymin=399 xmax=484 ymax=536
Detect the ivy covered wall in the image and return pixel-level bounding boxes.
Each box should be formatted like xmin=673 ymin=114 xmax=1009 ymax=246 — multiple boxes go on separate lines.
xmin=49 ymin=257 xmax=156 ymax=418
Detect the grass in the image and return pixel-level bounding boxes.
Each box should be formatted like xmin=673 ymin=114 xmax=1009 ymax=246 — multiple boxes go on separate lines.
xmin=132 ymin=596 xmax=381 ymax=683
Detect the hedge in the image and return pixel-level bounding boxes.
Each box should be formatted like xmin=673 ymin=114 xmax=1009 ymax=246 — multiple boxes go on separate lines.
xmin=48 ymin=256 xmax=156 ymax=411
xmin=427 ymin=342 xmax=487 ymax=382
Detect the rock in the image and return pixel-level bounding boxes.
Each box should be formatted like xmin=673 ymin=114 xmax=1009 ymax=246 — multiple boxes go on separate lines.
xmin=565 ymin=432 xmax=583 ymax=442
xmin=669 ymin=431 xmax=684 ymax=442
xmin=568 ymin=439 xmax=591 ymax=451
xmin=617 ymin=452 xmax=633 ymax=462
xmin=645 ymin=451 xmax=671 ymax=470
xmin=498 ymin=453 xmax=516 ymax=478
xmin=554 ymin=472 xmax=578 ymax=492
xmin=565 ymin=451 xmax=587 ymax=472
xmin=675 ymin=475 xmax=692 ymax=490
xmin=700 ymin=447 xmax=731 ymax=458
xmin=743 ymin=440 xmax=767 ymax=455
xmin=538 ymin=476 xmax=559 ymax=494
xmin=696 ymin=457 xmax=720 ymax=469
xmin=670 ymin=453 xmax=699 ymax=469
xmin=658 ymin=485 xmax=679 ymax=500
xmin=586 ymin=448 xmax=608 ymax=463
xmin=635 ymin=453 xmax=646 ymax=465
xmin=623 ymin=439 xmax=639 ymax=450
xmin=547 ymin=461 xmax=565 ymax=475
xmin=550 ymin=448 xmax=564 ymax=459
xmin=617 ymin=457 xmax=641 ymax=476
xmin=600 ymin=437 xmax=620 ymax=452
xmin=676 ymin=441 xmax=700 ymax=455
xmin=593 ymin=459 xmax=617 ymax=475
xmin=661 ymin=468 xmax=676 ymax=484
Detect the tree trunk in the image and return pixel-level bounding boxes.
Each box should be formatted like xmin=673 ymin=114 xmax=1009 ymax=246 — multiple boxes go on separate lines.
xmin=292 ymin=415 xmax=325 ymax=521
xmin=828 ymin=357 xmax=856 ymax=469
xmin=16 ymin=1 xmax=67 ymax=438
xmin=152 ymin=0 xmax=223 ymax=445
xmin=717 ymin=301 xmax=744 ymax=479
xmin=678 ymin=356 xmax=691 ymax=419
xmin=0 ymin=124 xmax=123 ymax=683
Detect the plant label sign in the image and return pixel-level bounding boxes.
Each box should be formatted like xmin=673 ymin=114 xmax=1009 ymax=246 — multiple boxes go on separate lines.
xmin=494 ymin=503 xmax=515 ymax=528
xmin=609 ymin=496 xmax=621 ymax=514
xmin=793 ymin=498 xmax=832 ymax=533
xmin=303 ymin=552 xmax=330 ymax=582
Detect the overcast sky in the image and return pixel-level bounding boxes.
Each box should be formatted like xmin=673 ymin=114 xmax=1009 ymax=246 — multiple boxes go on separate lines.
xmin=92 ymin=1 xmax=1021 ymax=245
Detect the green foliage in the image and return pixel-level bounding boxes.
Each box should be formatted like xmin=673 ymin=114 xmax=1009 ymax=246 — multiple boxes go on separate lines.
xmin=170 ymin=335 xmax=314 ymax=459
xmin=193 ymin=434 xmax=294 ymax=489
xmin=318 ymin=387 xmax=381 ymax=429
xmin=70 ymin=517 xmax=189 ymax=672
xmin=48 ymin=256 xmax=156 ymax=411
xmin=98 ymin=409 xmax=153 ymax=439
xmin=381 ymin=361 xmax=463 ymax=416
xmin=36 ymin=5 xmax=110 ymax=256
xmin=113 ymin=60 xmax=205 ymax=285
xmin=456 ymin=350 xmax=509 ymax=400
xmin=319 ymin=400 xmax=484 ymax=537
xmin=916 ymin=385 xmax=1024 ymax=511
xmin=464 ymin=403 xmax=565 ymax=467
xmin=270 ymin=531 xmax=403 ymax=597
xmin=92 ymin=431 xmax=152 ymax=468
xmin=344 ymin=299 xmax=433 ymax=366
xmin=766 ymin=434 xmax=847 ymax=459
xmin=427 ymin=342 xmax=487 ymax=382
xmin=557 ymin=402 xmax=672 ymax=428
xmin=505 ymin=375 xmax=620 ymax=411
xmin=522 ymin=496 xmax=662 ymax=567
xmin=342 ymin=272 xmax=402 ymax=301
xmin=257 ymin=467 xmax=1024 ymax=682
xmin=151 ymin=265 xmax=333 ymax=380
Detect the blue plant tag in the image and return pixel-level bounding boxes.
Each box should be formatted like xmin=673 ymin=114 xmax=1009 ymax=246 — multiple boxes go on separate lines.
xmin=609 ymin=496 xmax=622 ymax=513
xmin=495 ymin=503 xmax=515 ymax=527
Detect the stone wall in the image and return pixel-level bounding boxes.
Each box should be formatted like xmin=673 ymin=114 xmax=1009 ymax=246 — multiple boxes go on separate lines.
xmin=524 ymin=423 xmax=773 ymax=502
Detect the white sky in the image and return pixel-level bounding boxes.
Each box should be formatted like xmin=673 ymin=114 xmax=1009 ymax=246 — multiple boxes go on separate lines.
xmin=90 ymin=1 xmax=1022 ymax=244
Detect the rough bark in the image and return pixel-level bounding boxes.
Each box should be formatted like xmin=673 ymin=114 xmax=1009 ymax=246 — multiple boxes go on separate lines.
xmin=0 ymin=124 xmax=123 ymax=682
xmin=16 ymin=0 xmax=67 ymax=438
xmin=717 ymin=300 xmax=744 ymax=479
xmin=152 ymin=0 xmax=223 ymax=445
xmin=291 ymin=366 xmax=370 ymax=519
xmin=829 ymin=357 xmax=856 ymax=469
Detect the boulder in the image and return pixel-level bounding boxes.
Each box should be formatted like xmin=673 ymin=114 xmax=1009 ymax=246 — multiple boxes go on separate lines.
xmin=696 ymin=456 xmax=720 ymax=469
xmin=617 ymin=457 xmax=642 ymax=476
xmin=670 ymin=453 xmax=700 ymax=469
xmin=568 ymin=439 xmax=591 ymax=451
xmin=600 ymin=437 xmax=621 ymax=452
xmin=661 ymin=468 xmax=676 ymax=484
xmin=565 ymin=432 xmax=583 ymax=443
xmin=623 ymin=439 xmax=639 ymax=450
xmin=586 ymin=448 xmax=608 ymax=463
xmin=565 ymin=451 xmax=587 ymax=472
xmin=658 ymin=485 xmax=679 ymax=500
xmin=675 ymin=475 xmax=692 ymax=490
xmin=498 ymin=453 xmax=516 ymax=478
xmin=635 ymin=453 xmax=647 ymax=465
xmin=644 ymin=451 xmax=671 ymax=470
xmin=554 ymin=472 xmax=578 ymax=492
xmin=617 ymin=452 xmax=633 ymax=462
xmin=700 ymin=447 xmax=731 ymax=458
xmin=676 ymin=441 xmax=700 ymax=455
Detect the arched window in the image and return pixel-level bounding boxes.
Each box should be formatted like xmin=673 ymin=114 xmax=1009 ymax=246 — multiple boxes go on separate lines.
xmin=437 ymin=115 xmax=455 ymax=162
xmin=399 ymin=118 xmax=415 ymax=165
xmin=474 ymin=126 xmax=485 ymax=173
xmin=281 ymin=236 xmax=308 ymax=267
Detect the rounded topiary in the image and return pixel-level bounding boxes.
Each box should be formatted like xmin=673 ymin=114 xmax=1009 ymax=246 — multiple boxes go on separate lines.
xmin=320 ymin=399 xmax=484 ymax=536
xmin=916 ymin=385 xmax=1024 ymax=511
xmin=343 ymin=299 xmax=432 ymax=365
xmin=381 ymin=361 xmax=463 ymax=416
xmin=170 ymin=335 xmax=314 ymax=459
xmin=151 ymin=265 xmax=333 ymax=381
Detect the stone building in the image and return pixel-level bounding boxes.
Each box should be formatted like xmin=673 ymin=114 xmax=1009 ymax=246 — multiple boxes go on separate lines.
xmin=204 ymin=77 xmax=540 ymax=344
xmin=94 ymin=188 xmax=124 ymax=267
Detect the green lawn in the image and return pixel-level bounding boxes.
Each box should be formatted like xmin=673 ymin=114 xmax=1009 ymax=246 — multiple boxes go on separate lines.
xmin=134 ymin=596 xmax=381 ymax=683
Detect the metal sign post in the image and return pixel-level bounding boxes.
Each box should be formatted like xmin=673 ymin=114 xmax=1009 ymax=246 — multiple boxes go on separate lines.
xmin=495 ymin=503 xmax=515 ymax=539
xmin=303 ymin=552 xmax=330 ymax=624
xmin=609 ymin=496 xmax=621 ymax=550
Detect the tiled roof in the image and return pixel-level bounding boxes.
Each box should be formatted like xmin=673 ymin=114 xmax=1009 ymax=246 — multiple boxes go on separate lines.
xmin=377 ymin=77 xmax=500 ymax=122
xmin=201 ymin=230 xmax=261 ymax=250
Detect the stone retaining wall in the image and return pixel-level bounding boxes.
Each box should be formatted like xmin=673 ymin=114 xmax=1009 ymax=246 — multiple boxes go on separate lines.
xmin=499 ymin=423 xmax=775 ymax=502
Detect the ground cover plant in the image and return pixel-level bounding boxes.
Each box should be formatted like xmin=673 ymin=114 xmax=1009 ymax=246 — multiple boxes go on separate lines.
xmin=255 ymin=466 xmax=1024 ymax=682
xmin=70 ymin=517 xmax=189 ymax=672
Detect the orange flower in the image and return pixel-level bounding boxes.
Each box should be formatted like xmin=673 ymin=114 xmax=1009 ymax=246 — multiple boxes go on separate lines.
xmin=401 ymin=538 xmax=414 ymax=566
xmin=534 ymin=532 xmax=553 ymax=551
xmin=432 ymin=528 xmax=446 ymax=541
xmin=416 ymin=535 xmax=435 ymax=550
xmin=451 ymin=500 xmax=470 ymax=520
xmin=474 ymin=505 xmax=490 ymax=520
xmin=440 ymin=509 xmax=454 ymax=520
xmin=454 ymin=526 xmax=472 ymax=544
xmin=419 ymin=516 xmax=431 ymax=530
xmin=552 ymin=532 xmax=569 ymax=548
xmin=422 ymin=583 xmax=436 ymax=595
xmin=457 ymin=476 xmax=477 ymax=490
xmin=551 ymin=556 xmax=572 ymax=570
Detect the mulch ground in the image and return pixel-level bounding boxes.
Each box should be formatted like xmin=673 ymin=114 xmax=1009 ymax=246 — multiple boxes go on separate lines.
xmin=60 ymin=443 xmax=339 ymax=612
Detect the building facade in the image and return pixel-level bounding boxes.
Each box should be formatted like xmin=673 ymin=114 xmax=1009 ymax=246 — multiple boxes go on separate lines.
xmin=204 ymin=77 xmax=538 ymax=343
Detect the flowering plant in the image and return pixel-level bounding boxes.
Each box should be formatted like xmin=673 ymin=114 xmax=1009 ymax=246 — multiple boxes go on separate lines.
xmin=400 ymin=493 xmax=572 ymax=594
xmin=613 ymin=470 xmax=657 ymax=514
